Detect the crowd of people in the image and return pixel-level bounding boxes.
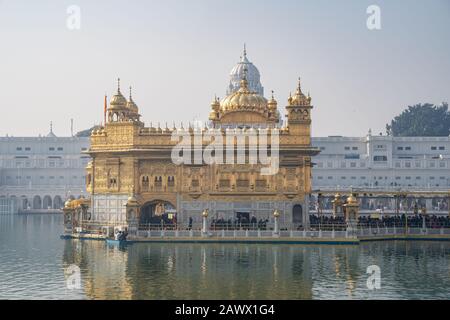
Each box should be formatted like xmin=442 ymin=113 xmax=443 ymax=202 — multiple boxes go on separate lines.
xmin=309 ymin=215 xmax=347 ymax=231
xmin=210 ymin=216 xmax=270 ymax=231
xmin=309 ymin=214 xmax=450 ymax=230
xmin=139 ymin=213 xmax=450 ymax=231
xmin=309 ymin=196 xmax=449 ymax=213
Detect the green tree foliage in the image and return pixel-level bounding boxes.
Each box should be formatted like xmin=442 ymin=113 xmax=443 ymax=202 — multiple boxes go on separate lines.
xmin=386 ymin=103 xmax=450 ymax=137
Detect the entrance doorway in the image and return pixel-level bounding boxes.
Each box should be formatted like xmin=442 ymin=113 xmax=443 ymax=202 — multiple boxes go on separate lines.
xmin=293 ymin=204 xmax=303 ymax=225
xmin=139 ymin=200 xmax=176 ymax=228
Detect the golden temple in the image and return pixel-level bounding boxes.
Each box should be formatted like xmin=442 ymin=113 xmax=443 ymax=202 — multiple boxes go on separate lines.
xmin=69 ymin=49 xmax=320 ymax=232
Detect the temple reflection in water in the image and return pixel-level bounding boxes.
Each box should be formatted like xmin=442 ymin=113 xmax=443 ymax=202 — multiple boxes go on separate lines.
xmin=63 ymin=241 xmax=316 ymax=299
xmin=62 ymin=240 xmax=450 ymax=299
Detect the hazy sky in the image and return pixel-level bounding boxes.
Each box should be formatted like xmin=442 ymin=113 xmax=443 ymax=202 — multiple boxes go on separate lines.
xmin=0 ymin=0 xmax=449 ymax=137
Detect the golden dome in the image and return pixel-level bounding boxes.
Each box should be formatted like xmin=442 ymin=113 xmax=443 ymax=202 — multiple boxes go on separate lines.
xmin=210 ymin=95 xmax=220 ymax=111
xmin=127 ymin=195 xmax=138 ymax=206
xmin=288 ymin=78 xmax=311 ymax=107
xmin=126 ymin=87 xmax=139 ymax=114
xmin=346 ymin=194 xmax=358 ymax=204
xmin=220 ymin=76 xmax=268 ymax=112
xmin=109 ymin=78 xmax=127 ymax=110
xmin=268 ymin=90 xmax=277 ymax=110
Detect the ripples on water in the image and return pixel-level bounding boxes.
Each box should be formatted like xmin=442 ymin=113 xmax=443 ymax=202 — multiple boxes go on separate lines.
xmin=0 ymin=214 xmax=449 ymax=299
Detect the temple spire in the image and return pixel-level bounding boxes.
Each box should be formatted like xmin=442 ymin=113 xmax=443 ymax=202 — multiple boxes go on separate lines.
xmin=239 ymin=67 xmax=249 ymax=90
xmin=297 ymin=77 xmax=302 ymax=94
xmin=241 ymin=43 xmax=249 ymax=63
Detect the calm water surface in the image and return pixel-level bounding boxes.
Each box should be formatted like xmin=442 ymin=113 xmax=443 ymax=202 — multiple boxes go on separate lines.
xmin=0 ymin=214 xmax=449 ymax=300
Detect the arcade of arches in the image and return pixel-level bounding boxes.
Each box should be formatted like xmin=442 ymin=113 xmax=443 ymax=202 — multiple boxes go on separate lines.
xmin=0 ymin=194 xmax=80 ymax=213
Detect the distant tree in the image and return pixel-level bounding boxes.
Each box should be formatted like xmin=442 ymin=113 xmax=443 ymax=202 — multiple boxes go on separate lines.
xmin=386 ymin=102 xmax=450 ymax=137
xmin=75 ymin=126 xmax=101 ymax=137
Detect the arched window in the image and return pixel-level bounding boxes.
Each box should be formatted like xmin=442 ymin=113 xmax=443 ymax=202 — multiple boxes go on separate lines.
xmin=154 ymin=176 xmax=162 ymax=188
xmin=109 ymin=178 xmax=117 ymax=187
xmin=43 ymin=195 xmax=52 ymax=209
xmin=33 ymin=195 xmax=42 ymax=210
xmin=53 ymin=195 xmax=63 ymax=209
xmin=142 ymin=175 xmax=149 ymax=189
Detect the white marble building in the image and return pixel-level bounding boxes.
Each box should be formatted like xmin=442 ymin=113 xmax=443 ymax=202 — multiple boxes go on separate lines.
xmin=311 ymin=132 xmax=450 ymax=191
xmin=226 ymin=44 xmax=264 ymax=96
xmin=0 ymin=127 xmax=90 ymax=214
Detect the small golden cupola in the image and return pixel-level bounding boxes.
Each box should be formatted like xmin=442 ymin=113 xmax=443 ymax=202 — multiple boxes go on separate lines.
xmin=109 ymin=78 xmax=127 ymax=110
xmin=288 ymin=78 xmax=312 ymax=107
xmin=267 ymin=90 xmax=280 ymax=121
xmin=108 ymin=78 xmax=128 ymax=122
xmin=127 ymin=87 xmax=139 ymax=114
xmin=209 ymin=95 xmax=221 ymax=121
xmin=126 ymin=86 xmax=141 ymax=122
xmin=285 ymin=77 xmax=313 ymax=140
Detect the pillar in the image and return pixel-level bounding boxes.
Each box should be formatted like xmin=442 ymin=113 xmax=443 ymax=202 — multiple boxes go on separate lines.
xmin=126 ymin=195 xmax=140 ymax=237
xmin=426 ymin=199 xmax=433 ymax=212
xmin=273 ymin=209 xmax=280 ymax=237
xmin=202 ymin=209 xmax=209 ymax=236
xmin=344 ymin=194 xmax=359 ymax=237
xmin=304 ymin=195 xmax=310 ymax=229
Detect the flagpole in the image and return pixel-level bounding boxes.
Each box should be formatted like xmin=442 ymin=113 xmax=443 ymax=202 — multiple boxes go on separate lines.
xmin=104 ymin=94 xmax=107 ymax=126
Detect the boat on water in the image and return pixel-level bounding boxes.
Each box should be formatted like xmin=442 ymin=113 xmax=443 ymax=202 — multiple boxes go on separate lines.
xmin=60 ymin=232 xmax=106 ymax=240
xmin=105 ymin=238 xmax=130 ymax=246
xmin=106 ymin=229 xmax=130 ymax=246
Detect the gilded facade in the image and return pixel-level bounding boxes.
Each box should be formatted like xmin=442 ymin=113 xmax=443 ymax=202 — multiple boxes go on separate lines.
xmin=84 ymin=50 xmax=320 ymax=230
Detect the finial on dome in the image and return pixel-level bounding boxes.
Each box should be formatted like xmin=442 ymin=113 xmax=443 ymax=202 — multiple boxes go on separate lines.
xmin=239 ymin=67 xmax=249 ymax=90
xmin=50 ymin=121 xmax=53 ymax=133
xmin=129 ymin=86 xmax=132 ymax=100
xmin=117 ymin=78 xmax=121 ymax=93
xmin=243 ymin=43 xmax=247 ymax=58
xmin=268 ymin=90 xmax=277 ymax=109
xmin=296 ymin=77 xmax=302 ymax=93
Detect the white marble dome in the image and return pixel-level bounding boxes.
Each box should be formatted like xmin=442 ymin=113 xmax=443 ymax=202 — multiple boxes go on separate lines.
xmin=227 ymin=47 xmax=264 ymax=96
